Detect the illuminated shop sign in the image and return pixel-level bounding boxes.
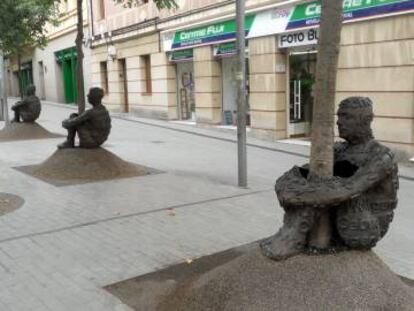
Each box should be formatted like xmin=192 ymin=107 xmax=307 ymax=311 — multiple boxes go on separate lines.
xmin=163 ymin=0 xmax=413 ymax=51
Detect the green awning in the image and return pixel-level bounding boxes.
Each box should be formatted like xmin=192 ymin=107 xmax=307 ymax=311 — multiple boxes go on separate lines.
xmin=55 ymin=47 xmax=77 ymax=63
xmin=214 ymin=42 xmax=236 ymax=57
xmin=168 ymin=49 xmax=193 ymax=62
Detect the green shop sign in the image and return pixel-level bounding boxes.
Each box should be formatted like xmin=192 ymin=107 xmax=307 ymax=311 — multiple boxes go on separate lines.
xmin=168 ymin=49 xmax=194 ymax=62
xmin=287 ymin=0 xmax=413 ymax=29
xmin=164 ymin=0 xmax=413 ymax=51
xmin=213 ymin=42 xmax=237 ymax=57
xmin=171 ymin=16 xmax=254 ymax=49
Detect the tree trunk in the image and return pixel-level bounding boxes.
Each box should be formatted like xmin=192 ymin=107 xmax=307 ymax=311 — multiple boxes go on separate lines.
xmin=308 ymin=0 xmax=343 ymax=248
xmin=0 ymin=51 xmax=5 ymax=122
xmin=236 ymin=0 xmax=247 ymax=188
xmin=17 ymin=53 xmax=23 ymax=99
xmin=76 ymin=0 xmax=85 ymax=113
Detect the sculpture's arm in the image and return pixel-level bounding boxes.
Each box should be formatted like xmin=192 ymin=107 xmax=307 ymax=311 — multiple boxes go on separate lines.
xmin=62 ymin=111 xmax=91 ymax=129
xmin=13 ymin=99 xmax=28 ymax=108
xmin=339 ymin=151 xmax=395 ymax=198
xmin=276 ymin=152 xmax=395 ymax=207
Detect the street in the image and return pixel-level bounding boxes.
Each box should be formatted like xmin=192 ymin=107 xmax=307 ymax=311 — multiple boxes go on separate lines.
xmin=0 ymin=100 xmax=412 ymax=311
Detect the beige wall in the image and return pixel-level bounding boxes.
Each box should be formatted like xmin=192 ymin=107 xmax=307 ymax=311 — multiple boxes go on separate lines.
xmin=193 ymin=46 xmax=222 ymax=124
xmin=91 ymin=33 xmax=177 ymax=118
xmin=336 ymin=14 xmax=414 ymax=154
xmin=249 ymin=36 xmax=287 ymax=140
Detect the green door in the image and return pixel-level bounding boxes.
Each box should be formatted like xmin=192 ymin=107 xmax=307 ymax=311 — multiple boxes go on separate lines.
xmin=20 ymin=63 xmax=33 ymax=94
xmin=63 ymin=59 xmax=75 ymax=103
xmin=56 ymin=47 xmax=78 ymax=104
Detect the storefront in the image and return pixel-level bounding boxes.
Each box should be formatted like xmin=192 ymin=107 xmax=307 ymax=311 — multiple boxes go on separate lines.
xmin=161 ymin=0 xmax=413 ymax=153
xmin=162 ymin=17 xmax=254 ymax=125
xmin=278 ymin=29 xmax=319 ymax=137
xmin=169 ymin=49 xmax=196 ymax=121
xmin=213 ymin=42 xmax=250 ymax=126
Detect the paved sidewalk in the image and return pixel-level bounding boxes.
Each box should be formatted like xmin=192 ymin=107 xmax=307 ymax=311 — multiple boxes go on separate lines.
xmin=0 ymin=100 xmax=412 ymax=310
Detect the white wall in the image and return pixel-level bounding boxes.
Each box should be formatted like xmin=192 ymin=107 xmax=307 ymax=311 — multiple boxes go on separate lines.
xmin=31 ymin=27 xmax=92 ymax=103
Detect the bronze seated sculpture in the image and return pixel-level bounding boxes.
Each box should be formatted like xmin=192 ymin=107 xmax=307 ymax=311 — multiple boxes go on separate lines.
xmin=12 ymin=84 xmax=41 ymax=123
xmin=58 ymin=87 xmax=111 ymax=149
xmin=261 ymin=97 xmax=398 ymax=260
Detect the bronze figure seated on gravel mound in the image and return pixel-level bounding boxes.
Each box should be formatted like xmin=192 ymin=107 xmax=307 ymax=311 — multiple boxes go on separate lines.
xmin=58 ymin=87 xmax=111 ymax=149
xmin=261 ymin=97 xmax=398 ymax=260
xmin=12 ymin=85 xmax=41 ymax=123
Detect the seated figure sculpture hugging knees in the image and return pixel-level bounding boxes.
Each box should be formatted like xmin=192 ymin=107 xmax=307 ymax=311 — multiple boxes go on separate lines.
xmin=261 ymin=97 xmax=399 ymax=260
xmin=58 ymin=87 xmax=111 ymax=149
xmin=11 ymin=84 xmax=41 ymax=123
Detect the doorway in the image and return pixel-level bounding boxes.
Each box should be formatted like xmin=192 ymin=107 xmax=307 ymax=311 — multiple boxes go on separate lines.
xmin=119 ymin=58 xmax=129 ymax=113
xmin=62 ymin=58 xmax=77 ymax=104
xmin=55 ymin=47 xmax=78 ymax=104
xmin=176 ymin=62 xmax=195 ymax=120
xmin=221 ymin=56 xmax=238 ymax=125
xmin=288 ymin=52 xmax=317 ymax=137
xmin=20 ymin=62 xmax=33 ymax=95
xmin=221 ymin=56 xmax=250 ymax=126
xmin=38 ymin=61 xmax=46 ymax=100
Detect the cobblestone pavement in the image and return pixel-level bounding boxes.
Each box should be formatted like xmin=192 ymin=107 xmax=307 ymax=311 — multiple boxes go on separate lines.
xmin=0 ymin=101 xmax=412 ymax=310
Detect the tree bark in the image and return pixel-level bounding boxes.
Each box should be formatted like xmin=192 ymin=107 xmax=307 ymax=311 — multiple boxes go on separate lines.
xmin=308 ymin=0 xmax=343 ymax=248
xmin=76 ymin=0 xmax=85 ymax=113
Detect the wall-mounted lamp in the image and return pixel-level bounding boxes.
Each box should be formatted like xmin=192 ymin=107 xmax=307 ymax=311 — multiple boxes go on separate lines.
xmin=102 ymin=31 xmax=117 ymax=61
xmin=107 ymin=44 xmax=117 ymax=61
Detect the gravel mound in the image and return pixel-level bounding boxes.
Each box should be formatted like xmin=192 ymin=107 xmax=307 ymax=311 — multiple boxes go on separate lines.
xmin=158 ymin=246 xmax=414 ymax=311
xmin=0 ymin=122 xmax=61 ymax=141
xmin=29 ymin=148 xmax=153 ymax=184
xmin=0 ymin=193 xmax=24 ymax=216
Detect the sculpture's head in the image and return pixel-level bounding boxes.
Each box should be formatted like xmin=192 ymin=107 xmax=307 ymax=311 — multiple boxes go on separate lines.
xmin=337 ymin=97 xmax=374 ymax=144
xmin=87 ymin=87 xmax=104 ymax=106
xmin=26 ymin=84 xmax=36 ymax=96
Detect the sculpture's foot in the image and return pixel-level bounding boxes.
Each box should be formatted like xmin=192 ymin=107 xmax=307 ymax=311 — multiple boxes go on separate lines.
xmin=57 ymin=140 xmax=75 ymax=149
xmin=260 ymin=230 xmax=305 ymax=261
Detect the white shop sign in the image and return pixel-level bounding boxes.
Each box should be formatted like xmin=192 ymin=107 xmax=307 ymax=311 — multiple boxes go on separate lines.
xmin=278 ymin=28 xmax=319 ymax=48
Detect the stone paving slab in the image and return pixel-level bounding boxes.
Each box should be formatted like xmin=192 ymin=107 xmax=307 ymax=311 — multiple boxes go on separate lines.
xmin=0 ymin=101 xmax=411 ymax=310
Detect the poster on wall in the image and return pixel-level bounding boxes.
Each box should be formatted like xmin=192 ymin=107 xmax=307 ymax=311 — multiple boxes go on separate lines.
xmin=162 ymin=0 xmax=414 ymax=51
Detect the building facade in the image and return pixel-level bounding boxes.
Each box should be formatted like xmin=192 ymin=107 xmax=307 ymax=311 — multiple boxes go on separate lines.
xmin=89 ymin=0 xmax=414 ymax=156
xmin=6 ymin=0 xmax=92 ymax=104
xmin=7 ymin=0 xmax=412 ymax=156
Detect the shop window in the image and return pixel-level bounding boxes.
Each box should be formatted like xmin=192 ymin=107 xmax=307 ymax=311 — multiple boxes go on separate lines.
xmin=141 ymin=55 xmax=152 ymax=94
xmin=97 ymin=0 xmax=106 ymax=20
xmin=100 ymin=61 xmax=109 ymax=94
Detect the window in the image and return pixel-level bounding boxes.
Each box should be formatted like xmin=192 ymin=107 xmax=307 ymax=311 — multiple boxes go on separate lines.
xmin=100 ymin=61 xmax=108 ymax=94
xmin=97 ymin=0 xmax=106 ymax=20
xmin=141 ymin=55 xmax=152 ymax=94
